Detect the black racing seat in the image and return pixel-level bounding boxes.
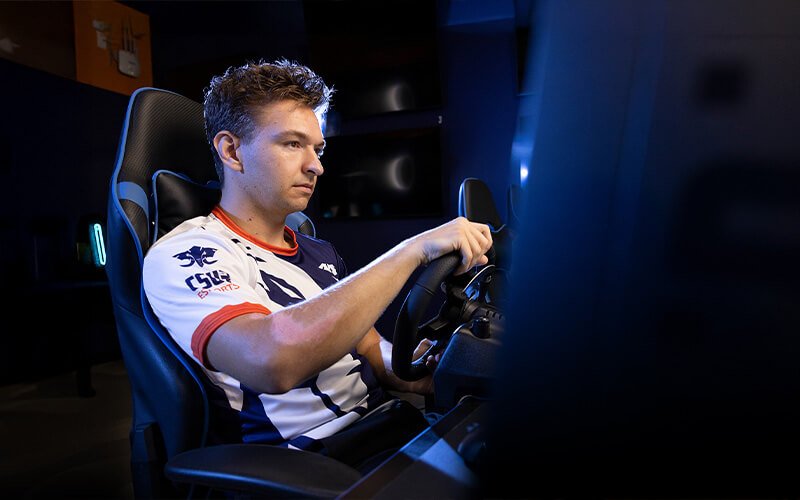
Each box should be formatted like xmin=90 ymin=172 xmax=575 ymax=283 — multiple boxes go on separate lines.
xmin=106 ymin=87 xmax=361 ymax=498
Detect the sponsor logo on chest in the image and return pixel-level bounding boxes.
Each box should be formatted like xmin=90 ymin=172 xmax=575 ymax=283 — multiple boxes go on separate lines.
xmin=318 ymin=263 xmax=337 ymax=276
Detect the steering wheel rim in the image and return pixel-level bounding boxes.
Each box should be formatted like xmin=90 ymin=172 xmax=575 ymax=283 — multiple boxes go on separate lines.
xmin=391 ymin=252 xmax=462 ymax=381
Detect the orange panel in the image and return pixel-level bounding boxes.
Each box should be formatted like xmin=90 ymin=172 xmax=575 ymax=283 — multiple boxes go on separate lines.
xmin=73 ymin=0 xmax=152 ymax=95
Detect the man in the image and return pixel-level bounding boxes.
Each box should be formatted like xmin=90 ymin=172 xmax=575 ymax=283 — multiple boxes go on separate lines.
xmin=143 ymin=60 xmax=492 ymax=470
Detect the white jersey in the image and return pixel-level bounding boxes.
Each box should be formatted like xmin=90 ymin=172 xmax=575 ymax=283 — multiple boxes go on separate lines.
xmin=143 ymin=206 xmax=386 ymax=448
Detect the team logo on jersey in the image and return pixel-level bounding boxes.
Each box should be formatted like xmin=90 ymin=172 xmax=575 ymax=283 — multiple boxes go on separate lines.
xmin=259 ymin=271 xmax=306 ymax=306
xmin=185 ymin=270 xmax=232 ymax=291
xmin=318 ymin=263 xmax=337 ymax=276
xmin=173 ymin=246 xmax=218 ymax=268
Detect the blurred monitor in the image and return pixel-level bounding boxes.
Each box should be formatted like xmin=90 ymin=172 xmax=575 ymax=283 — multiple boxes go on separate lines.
xmin=487 ymin=0 xmax=800 ymax=497
xmin=317 ymin=127 xmax=444 ymax=219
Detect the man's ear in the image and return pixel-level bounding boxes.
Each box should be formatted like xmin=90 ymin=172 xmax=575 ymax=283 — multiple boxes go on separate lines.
xmin=213 ymin=131 xmax=244 ymax=173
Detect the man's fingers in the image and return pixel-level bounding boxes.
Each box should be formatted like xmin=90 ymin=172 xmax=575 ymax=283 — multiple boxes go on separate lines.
xmin=457 ymin=244 xmax=475 ymax=275
xmin=425 ymin=350 xmax=442 ymax=371
xmin=466 ymin=221 xmax=493 ymax=257
xmin=412 ymin=338 xmax=434 ymax=361
xmin=455 ymin=220 xmax=492 ymax=273
xmin=473 ymin=222 xmax=493 ymax=254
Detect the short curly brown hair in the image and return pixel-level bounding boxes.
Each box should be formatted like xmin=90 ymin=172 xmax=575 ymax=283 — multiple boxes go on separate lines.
xmin=203 ymin=59 xmax=333 ymax=184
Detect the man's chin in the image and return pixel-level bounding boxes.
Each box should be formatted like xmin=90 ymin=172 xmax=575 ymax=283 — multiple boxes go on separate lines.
xmin=284 ymin=199 xmax=310 ymax=215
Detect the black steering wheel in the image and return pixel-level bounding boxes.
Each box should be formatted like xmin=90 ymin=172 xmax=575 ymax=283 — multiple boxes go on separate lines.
xmin=391 ymin=253 xmax=461 ymax=381
xmin=391 ymin=244 xmax=504 ymax=382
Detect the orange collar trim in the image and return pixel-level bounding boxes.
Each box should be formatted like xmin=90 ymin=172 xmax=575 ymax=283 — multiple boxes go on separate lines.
xmin=211 ymin=206 xmax=298 ymax=256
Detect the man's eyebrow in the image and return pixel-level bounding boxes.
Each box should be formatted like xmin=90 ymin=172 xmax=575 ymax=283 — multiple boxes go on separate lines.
xmin=275 ymin=130 xmax=326 ymax=149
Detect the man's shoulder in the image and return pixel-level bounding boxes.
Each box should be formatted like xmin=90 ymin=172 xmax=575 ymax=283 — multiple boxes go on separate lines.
xmin=294 ymin=231 xmax=333 ymax=248
xmin=295 ymin=232 xmax=341 ymax=258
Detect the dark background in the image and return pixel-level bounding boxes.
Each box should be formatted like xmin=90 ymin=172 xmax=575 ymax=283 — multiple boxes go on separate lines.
xmin=2 ymin=0 xmax=800 ymax=497
xmin=0 ymin=0 xmax=530 ymax=385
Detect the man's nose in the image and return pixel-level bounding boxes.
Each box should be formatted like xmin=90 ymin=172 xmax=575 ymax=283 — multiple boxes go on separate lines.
xmin=305 ymin=149 xmax=324 ymax=176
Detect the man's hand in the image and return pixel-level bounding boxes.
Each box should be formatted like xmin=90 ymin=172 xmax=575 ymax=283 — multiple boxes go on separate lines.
xmin=358 ymin=329 xmax=441 ymax=395
xmin=405 ymin=338 xmax=443 ymax=395
xmin=382 ymin=336 xmax=441 ymax=395
xmin=406 ymin=217 xmax=493 ymax=275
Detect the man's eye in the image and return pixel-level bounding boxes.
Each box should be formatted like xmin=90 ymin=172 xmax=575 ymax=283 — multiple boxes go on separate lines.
xmin=287 ymin=141 xmax=301 ymax=148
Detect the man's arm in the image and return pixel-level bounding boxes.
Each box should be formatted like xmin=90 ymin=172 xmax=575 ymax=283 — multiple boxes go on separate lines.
xmin=205 ymin=217 xmax=492 ymax=394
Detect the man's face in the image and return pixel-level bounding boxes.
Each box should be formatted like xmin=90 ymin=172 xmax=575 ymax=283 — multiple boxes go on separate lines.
xmin=234 ymin=99 xmax=325 ymax=217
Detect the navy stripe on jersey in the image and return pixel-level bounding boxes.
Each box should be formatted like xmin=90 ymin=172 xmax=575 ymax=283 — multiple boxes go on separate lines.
xmin=238 ymin=385 xmax=284 ymax=444
xmin=258 ymin=270 xmax=306 ymax=306
xmin=299 ymin=376 xmax=348 ymax=418
xmin=351 ymin=351 xmax=388 ymax=410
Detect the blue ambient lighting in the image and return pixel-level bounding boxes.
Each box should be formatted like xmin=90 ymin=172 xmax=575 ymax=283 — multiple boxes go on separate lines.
xmin=91 ymin=223 xmax=106 ymax=267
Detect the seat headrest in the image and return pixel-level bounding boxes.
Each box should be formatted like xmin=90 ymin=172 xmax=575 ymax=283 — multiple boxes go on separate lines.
xmin=152 ymin=170 xmax=221 ymax=244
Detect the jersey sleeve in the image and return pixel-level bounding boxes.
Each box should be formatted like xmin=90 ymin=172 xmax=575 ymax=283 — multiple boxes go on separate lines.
xmin=143 ymin=231 xmax=270 ymax=370
xmin=332 ymin=244 xmax=349 ymax=281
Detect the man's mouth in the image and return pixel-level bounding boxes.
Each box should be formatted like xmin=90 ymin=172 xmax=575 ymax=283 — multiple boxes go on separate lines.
xmin=294 ymin=183 xmax=314 ymax=193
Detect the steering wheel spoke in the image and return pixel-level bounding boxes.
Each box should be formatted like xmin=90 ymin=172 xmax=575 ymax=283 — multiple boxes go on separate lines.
xmin=419 ymin=316 xmax=453 ymax=341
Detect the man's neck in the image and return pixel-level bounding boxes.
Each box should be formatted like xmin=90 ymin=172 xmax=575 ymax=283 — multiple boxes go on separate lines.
xmin=216 ymin=202 xmax=291 ymax=249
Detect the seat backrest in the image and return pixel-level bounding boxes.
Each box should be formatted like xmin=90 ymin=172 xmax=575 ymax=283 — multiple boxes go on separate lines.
xmin=458 ymin=178 xmax=504 ymax=230
xmin=106 ymin=88 xmax=315 ymax=498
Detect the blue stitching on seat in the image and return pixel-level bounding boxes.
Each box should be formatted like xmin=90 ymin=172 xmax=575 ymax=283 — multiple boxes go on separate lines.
xmin=118 ymin=182 xmax=150 ymax=220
